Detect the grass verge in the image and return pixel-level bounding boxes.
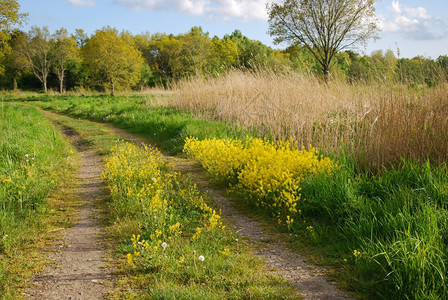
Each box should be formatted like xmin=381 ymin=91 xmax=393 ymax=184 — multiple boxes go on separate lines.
xmin=16 ymin=95 xmax=448 ymax=298
xmin=22 ymin=94 xmax=253 ymax=155
xmin=0 ymin=104 xmax=76 ymax=298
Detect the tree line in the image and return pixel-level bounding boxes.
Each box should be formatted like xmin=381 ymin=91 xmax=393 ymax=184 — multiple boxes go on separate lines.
xmin=0 ymin=25 xmax=447 ymax=94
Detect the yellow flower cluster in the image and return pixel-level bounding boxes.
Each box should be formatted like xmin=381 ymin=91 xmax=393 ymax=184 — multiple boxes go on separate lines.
xmin=184 ymin=137 xmax=246 ymax=182
xmin=103 ymin=143 xmax=165 ymax=217
xmin=103 ymin=141 xmax=224 ymax=267
xmin=353 ymin=249 xmax=362 ymax=258
xmin=184 ymin=137 xmax=335 ymax=225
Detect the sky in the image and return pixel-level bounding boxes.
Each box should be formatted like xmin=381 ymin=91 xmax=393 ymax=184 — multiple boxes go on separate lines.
xmin=18 ymin=0 xmax=448 ymax=59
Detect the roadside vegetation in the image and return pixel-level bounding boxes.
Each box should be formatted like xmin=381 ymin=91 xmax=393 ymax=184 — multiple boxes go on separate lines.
xmin=175 ymin=73 xmax=448 ymax=298
xmin=0 ymin=104 xmax=74 ymax=298
xmin=29 ymin=94 xmax=252 ymax=154
xmin=2 ymin=0 xmax=447 ymax=298
xmin=184 ymin=135 xmax=448 ymax=299
xmin=18 ymin=77 xmax=448 ymax=298
xmin=104 ymin=141 xmax=297 ymax=298
xmin=37 ymin=110 xmax=298 ymax=298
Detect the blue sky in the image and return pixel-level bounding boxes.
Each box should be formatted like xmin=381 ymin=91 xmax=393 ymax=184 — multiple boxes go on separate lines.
xmin=19 ymin=0 xmax=448 ymax=59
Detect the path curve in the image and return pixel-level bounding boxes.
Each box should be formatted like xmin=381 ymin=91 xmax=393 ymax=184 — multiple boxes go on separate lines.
xmin=27 ymin=127 xmax=112 ymax=300
xmin=108 ymin=125 xmax=354 ymax=300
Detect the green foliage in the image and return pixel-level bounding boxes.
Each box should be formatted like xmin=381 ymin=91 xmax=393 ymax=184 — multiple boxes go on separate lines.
xmin=397 ymin=56 xmax=443 ymax=87
xmin=0 ymin=22 xmax=446 ymax=90
xmin=0 ymin=30 xmax=29 ymax=89
xmin=23 ymin=94 xmax=448 ymax=298
xmin=224 ymin=29 xmax=273 ymax=69
xmin=207 ymin=36 xmax=238 ymax=74
xmin=31 ymin=95 xmax=252 ymax=154
xmin=82 ymin=27 xmax=144 ymax=95
xmin=0 ymin=0 xmax=27 ymax=74
xmin=437 ymin=55 xmax=448 ymax=80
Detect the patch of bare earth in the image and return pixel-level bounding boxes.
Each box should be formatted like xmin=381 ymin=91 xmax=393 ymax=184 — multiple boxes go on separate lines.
xmin=109 ymin=126 xmax=354 ymax=300
xmin=26 ymin=128 xmax=112 ymax=300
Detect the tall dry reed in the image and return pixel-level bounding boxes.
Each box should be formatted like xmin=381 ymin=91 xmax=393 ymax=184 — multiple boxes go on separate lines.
xmin=172 ymin=70 xmax=448 ymax=170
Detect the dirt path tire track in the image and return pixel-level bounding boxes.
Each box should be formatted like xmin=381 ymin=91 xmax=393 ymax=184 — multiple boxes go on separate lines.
xmin=108 ymin=125 xmax=355 ymax=300
xmin=26 ymin=126 xmax=112 ymax=300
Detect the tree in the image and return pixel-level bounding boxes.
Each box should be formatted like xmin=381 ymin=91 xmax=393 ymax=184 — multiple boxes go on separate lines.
xmin=0 ymin=0 xmax=27 ymax=74
xmin=397 ymin=56 xmax=442 ymax=87
xmin=147 ymin=33 xmax=182 ymax=82
xmin=82 ymin=27 xmax=144 ymax=95
xmin=177 ymin=27 xmax=211 ymax=77
xmin=20 ymin=26 xmax=53 ymax=93
xmin=224 ymin=30 xmax=272 ymax=69
xmin=207 ymin=37 xmax=238 ymax=74
xmin=267 ymin=0 xmax=379 ymax=80
xmin=0 ymin=30 xmax=29 ymax=89
xmin=73 ymin=28 xmax=88 ymax=47
xmin=51 ymin=28 xmax=79 ymax=93
xmin=436 ymin=55 xmax=448 ymax=81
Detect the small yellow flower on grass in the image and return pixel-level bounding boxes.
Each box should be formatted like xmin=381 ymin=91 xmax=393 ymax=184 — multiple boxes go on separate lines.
xmin=219 ymin=248 xmax=230 ymax=256
xmin=192 ymin=227 xmax=202 ymax=240
xmin=353 ymin=249 xmax=361 ymax=258
xmin=127 ymin=253 xmax=134 ymax=266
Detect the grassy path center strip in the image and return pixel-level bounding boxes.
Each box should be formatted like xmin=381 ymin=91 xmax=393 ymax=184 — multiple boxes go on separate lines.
xmin=36 ymin=109 xmax=300 ymax=299
xmin=107 ymin=124 xmax=352 ymax=299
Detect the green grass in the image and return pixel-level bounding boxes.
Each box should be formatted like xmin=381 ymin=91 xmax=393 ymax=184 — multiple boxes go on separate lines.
xmin=104 ymin=142 xmax=297 ymax=299
xmin=183 ymin=134 xmax=448 ymax=299
xmin=0 ymin=104 xmax=75 ymax=298
xmin=22 ymin=94 xmax=253 ymax=154
xmin=36 ymin=107 xmax=299 ymax=299
xmin=297 ymin=159 xmax=448 ymax=299
xmin=15 ymin=94 xmax=448 ymax=299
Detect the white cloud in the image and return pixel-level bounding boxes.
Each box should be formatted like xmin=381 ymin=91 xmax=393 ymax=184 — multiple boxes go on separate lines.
xmin=391 ymin=1 xmax=401 ymax=14
xmin=68 ymin=0 xmax=96 ymax=7
xmin=113 ymin=0 xmax=270 ymax=21
xmin=379 ymin=1 xmax=447 ymax=40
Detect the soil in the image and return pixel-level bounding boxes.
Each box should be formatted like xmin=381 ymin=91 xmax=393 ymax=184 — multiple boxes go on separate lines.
xmin=109 ymin=126 xmax=355 ymax=300
xmin=26 ymin=128 xmax=112 ymax=300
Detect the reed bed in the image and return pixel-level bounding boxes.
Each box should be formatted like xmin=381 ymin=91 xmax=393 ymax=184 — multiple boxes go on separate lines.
xmin=173 ymin=71 xmax=448 ymax=169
